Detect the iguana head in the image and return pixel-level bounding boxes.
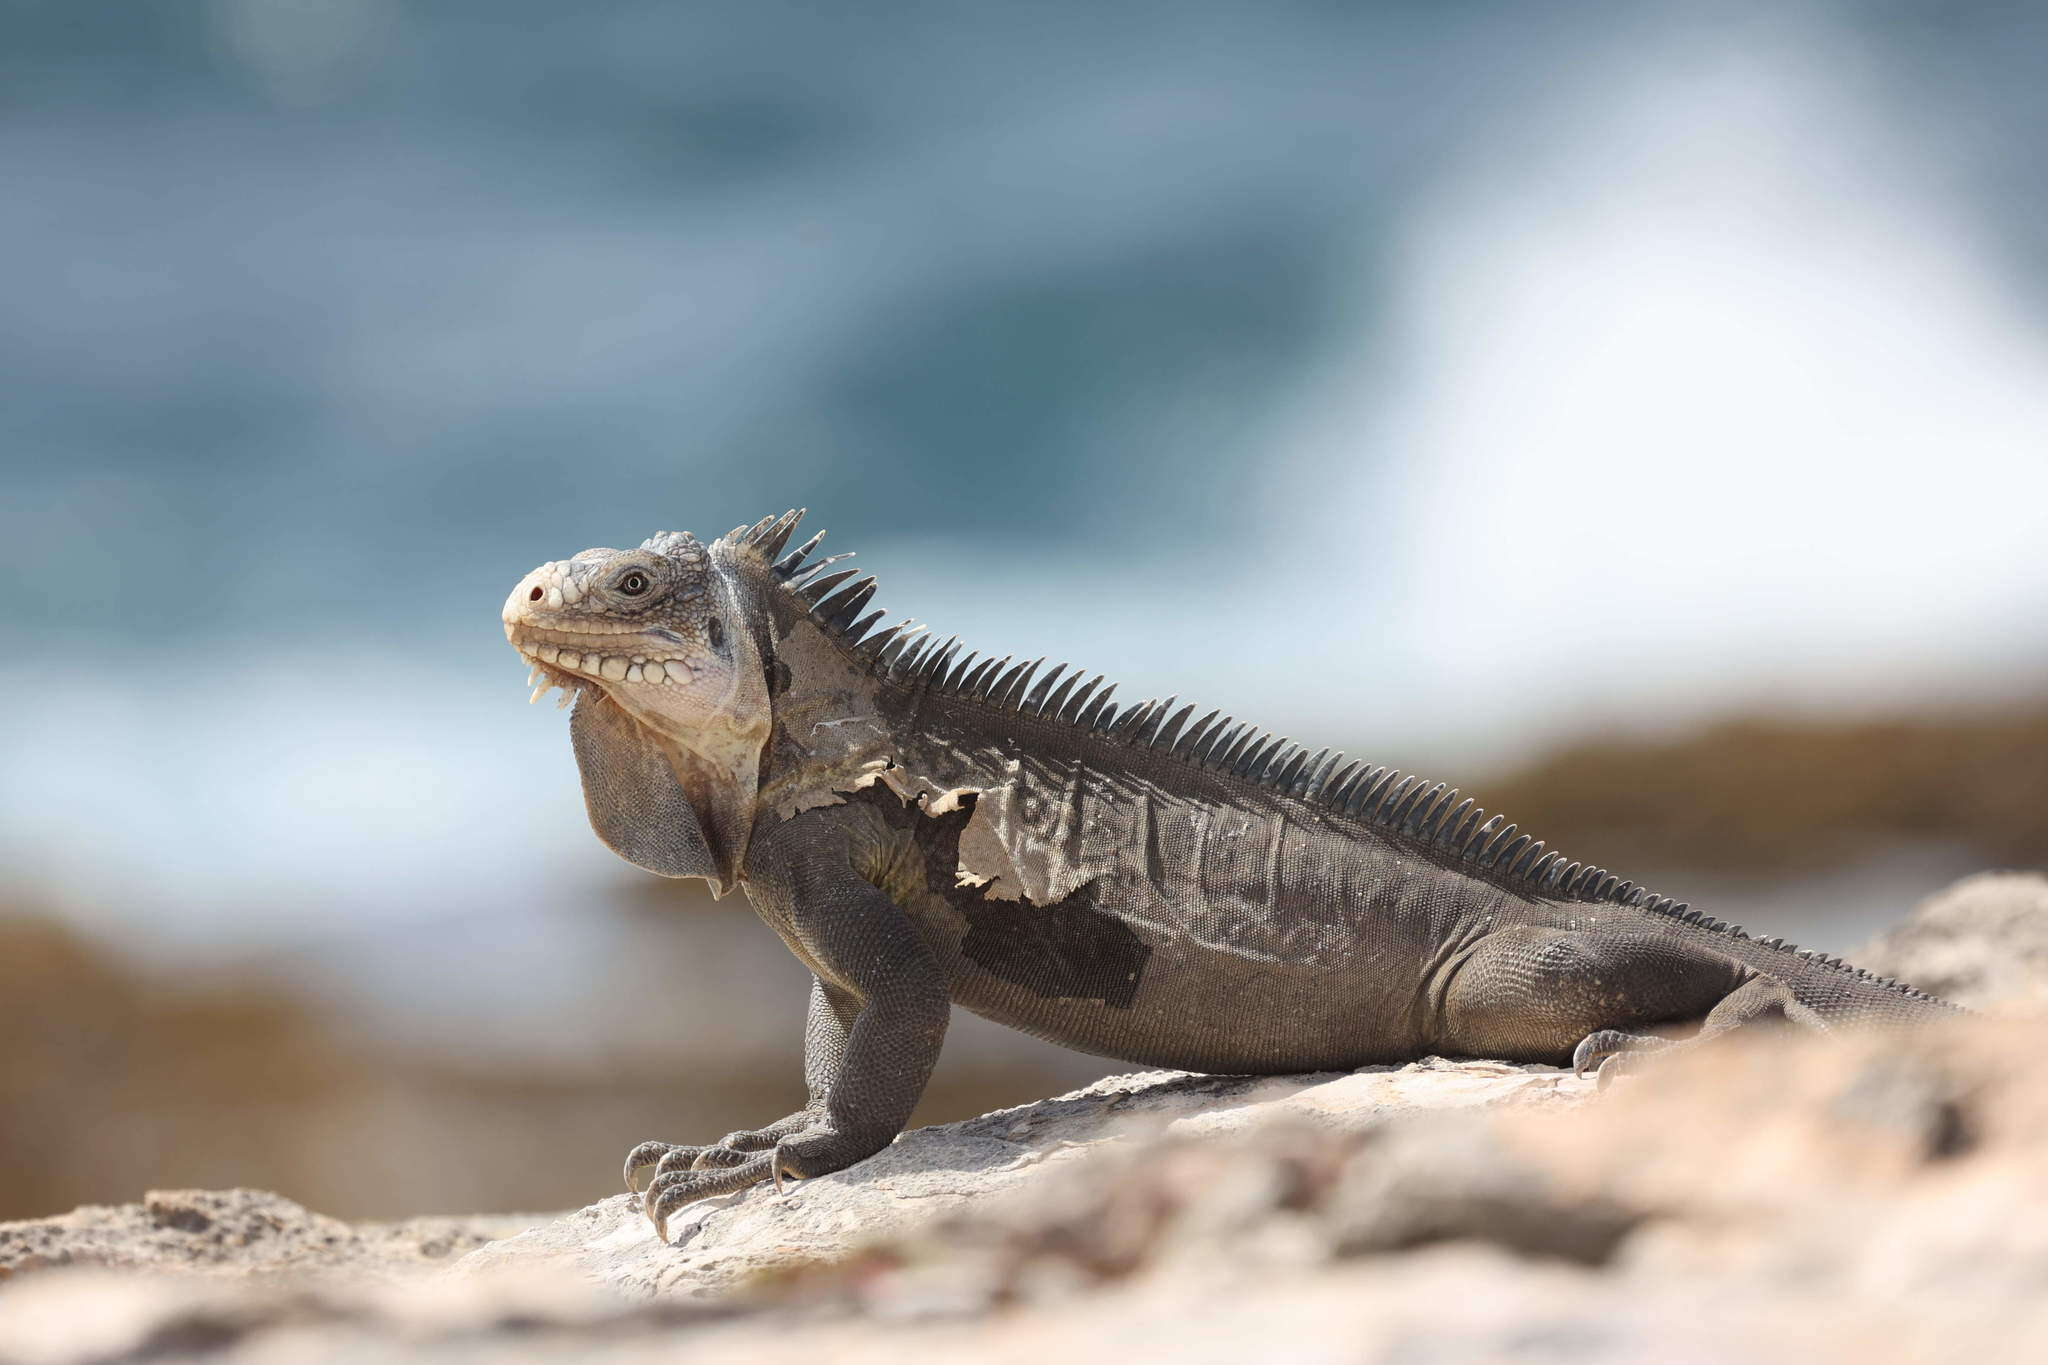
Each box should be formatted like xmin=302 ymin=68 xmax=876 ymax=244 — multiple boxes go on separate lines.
xmin=502 ymin=528 xmax=772 ymax=895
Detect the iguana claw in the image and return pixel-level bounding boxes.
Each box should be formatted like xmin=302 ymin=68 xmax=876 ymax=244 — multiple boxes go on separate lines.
xmin=1572 ymin=1029 xmax=1672 ymax=1079
xmin=624 ymin=1140 xmax=685 ymax=1194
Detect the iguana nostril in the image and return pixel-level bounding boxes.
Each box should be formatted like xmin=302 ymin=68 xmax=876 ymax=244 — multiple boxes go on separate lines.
xmin=529 ymin=586 xmax=544 ymax=602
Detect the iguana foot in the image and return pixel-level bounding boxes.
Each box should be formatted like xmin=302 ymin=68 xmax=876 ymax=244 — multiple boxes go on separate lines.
xmin=637 ymin=1121 xmax=894 ymax=1240
xmin=623 ymin=1115 xmax=818 ymax=1193
xmin=1570 ymin=1028 xmax=1673 ymax=1080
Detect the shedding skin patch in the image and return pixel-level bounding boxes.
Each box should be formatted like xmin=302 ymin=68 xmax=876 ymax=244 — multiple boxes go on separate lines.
xmin=844 ymin=759 xmax=1045 ymax=903
xmin=753 ymin=582 xmax=1153 ymax=1002
xmin=760 ymin=613 xmax=1106 ymax=909
xmin=761 ymin=620 xmax=905 ymax=821
xmin=847 ymin=784 xmax=1150 ymax=1010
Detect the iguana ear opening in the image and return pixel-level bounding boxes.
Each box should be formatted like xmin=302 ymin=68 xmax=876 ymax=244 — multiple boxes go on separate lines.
xmin=570 ymin=690 xmax=723 ymax=884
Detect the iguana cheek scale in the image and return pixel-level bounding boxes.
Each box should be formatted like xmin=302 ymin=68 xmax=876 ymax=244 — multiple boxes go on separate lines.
xmin=501 ymin=509 xmax=1960 ymax=1241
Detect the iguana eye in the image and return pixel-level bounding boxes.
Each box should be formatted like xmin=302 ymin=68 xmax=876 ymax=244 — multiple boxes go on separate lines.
xmin=707 ymin=617 xmax=725 ymax=649
xmin=617 ymin=570 xmax=651 ymax=596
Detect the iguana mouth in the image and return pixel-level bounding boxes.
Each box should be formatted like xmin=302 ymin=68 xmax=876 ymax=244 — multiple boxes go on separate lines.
xmin=508 ymin=624 xmax=697 ymax=705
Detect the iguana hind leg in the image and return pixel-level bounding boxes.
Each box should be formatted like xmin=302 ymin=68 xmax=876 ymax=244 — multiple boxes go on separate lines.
xmin=1440 ymin=925 xmax=1761 ymax=1069
xmin=1570 ymin=974 xmax=1825 ymax=1081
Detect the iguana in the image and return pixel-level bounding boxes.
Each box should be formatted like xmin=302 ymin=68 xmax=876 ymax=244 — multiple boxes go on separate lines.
xmin=501 ymin=510 xmax=1958 ymax=1238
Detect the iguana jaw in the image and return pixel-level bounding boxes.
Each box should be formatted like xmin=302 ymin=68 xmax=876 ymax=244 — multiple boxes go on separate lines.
xmin=503 ymin=546 xmax=770 ymax=895
xmin=511 ymin=623 xmax=703 ymax=706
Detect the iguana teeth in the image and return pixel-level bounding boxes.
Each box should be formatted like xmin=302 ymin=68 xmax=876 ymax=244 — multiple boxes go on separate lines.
xmin=516 ymin=641 xmax=695 ymax=693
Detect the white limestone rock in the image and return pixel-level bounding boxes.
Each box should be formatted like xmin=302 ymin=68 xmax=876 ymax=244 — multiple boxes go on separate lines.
xmin=1856 ymin=871 xmax=2048 ymax=1009
xmin=451 ymin=1060 xmax=1585 ymax=1299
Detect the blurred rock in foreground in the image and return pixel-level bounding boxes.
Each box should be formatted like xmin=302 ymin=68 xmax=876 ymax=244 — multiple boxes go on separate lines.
xmin=0 ymin=1189 xmax=536 ymax=1287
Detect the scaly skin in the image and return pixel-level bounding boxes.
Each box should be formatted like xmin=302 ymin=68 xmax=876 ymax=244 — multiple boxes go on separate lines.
xmin=501 ymin=510 xmax=1960 ymax=1240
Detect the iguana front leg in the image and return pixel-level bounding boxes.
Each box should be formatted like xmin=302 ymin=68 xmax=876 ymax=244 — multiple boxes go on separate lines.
xmin=632 ymin=828 xmax=950 ymax=1240
xmin=624 ymin=976 xmax=857 ymax=1192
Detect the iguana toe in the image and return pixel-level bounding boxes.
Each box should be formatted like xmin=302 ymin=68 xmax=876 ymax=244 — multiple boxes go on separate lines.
xmin=712 ymin=1125 xmax=785 ymax=1152
xmin=1571 ymin=1028 xmax=1671 ymax=1078
xmin=689 ymin=1145 xmax=754 ymax=1171
xmin=624 ymin=1140 xmax=692 ymax=1194
xmin=644 ymin=1154 xmax=779 ymax=1241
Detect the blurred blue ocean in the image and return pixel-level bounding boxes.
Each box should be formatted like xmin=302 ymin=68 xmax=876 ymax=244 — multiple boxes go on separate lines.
xmin=4 ymin=0 xmax=2046 ymax=1040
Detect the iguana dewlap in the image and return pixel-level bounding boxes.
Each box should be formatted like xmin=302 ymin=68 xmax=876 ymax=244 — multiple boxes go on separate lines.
xmin=501 ymin=511 xmax=1958 ymax=1239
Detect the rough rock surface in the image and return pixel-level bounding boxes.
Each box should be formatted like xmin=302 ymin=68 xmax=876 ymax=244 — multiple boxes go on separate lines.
xmin=1856 ymin=870 xmax=2048 ymax=1009
xmin=6 ymin=870 xmax=2048 ymax=1363
xmin=456 ymin=1059 xmax=1584 ymax=1299
xmin=0 ymin=1188 xmax=536 ymax=1286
